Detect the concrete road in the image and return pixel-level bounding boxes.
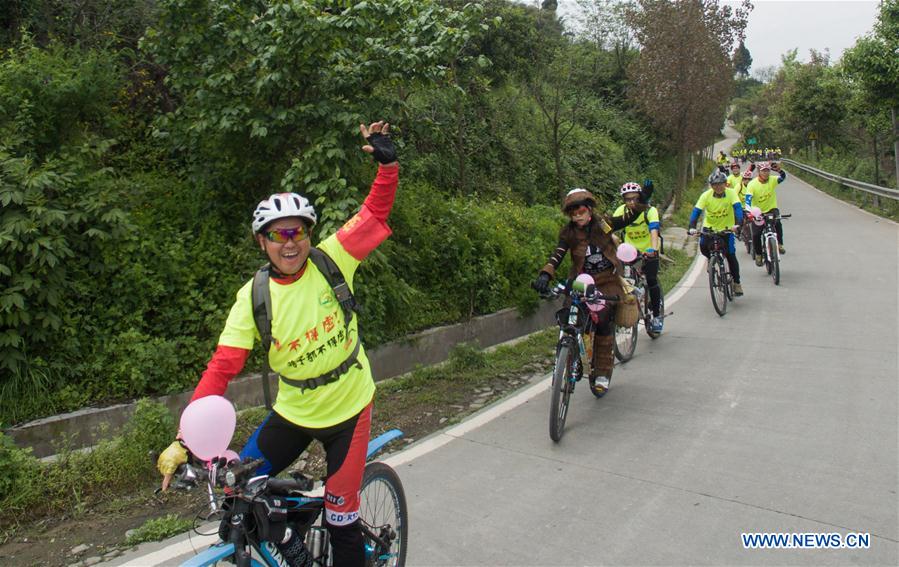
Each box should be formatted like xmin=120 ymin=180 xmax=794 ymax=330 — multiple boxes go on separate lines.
xmin=114 ymin=168 xmax=897 ymax=566
xmin=394 ymin=174 xmax=898 ymax=565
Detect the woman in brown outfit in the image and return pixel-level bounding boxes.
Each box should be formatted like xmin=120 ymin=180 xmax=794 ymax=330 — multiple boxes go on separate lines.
xmin=533 ymin=183 xmax=653 ymax=395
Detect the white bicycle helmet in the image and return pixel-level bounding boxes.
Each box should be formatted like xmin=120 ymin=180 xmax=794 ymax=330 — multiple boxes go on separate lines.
xmin=620 ymin=182 xmax=642 ymax=196
xmin=252 ymin=192 xmax=317 ymax=233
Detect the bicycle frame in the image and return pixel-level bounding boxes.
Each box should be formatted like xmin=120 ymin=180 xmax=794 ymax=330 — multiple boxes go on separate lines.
xmin=556 ymin=293 xmax=591 ymax=377
xmin=180 ymin=429 xmax=405 ymax=567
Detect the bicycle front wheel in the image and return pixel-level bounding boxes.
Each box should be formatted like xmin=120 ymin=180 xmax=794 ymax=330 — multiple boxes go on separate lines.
xmin=359 ymin=462 xmax=408 ymax=567
xmin=764 ymin=236 xmax=774 ymax=276
xmin=613 ymin=321 xmax=637 ymax=362
xmin=769 ymin=239 xmax=780 ymax=285
xmin=709 ymin=256 xmax=727 ymax=316
xmin=549 ymin=342 xmax=574 ymax=442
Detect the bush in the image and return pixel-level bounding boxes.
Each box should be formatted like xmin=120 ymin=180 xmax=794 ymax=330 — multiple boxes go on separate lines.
xmin=126 ymin=514 xmax=192 ymax=546
xmin=0 ymin=399 xmax=174 ymax=527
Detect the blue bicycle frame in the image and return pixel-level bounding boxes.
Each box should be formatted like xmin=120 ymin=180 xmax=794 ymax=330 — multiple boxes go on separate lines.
xmin=180 ymin=428 xmax=404 ymax=567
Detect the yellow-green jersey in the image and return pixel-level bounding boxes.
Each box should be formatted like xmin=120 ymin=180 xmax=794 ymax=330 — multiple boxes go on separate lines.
xmin=218 ymin=235 xmax=375 ymax=428
xmin=691 ymin=188 xmax=743 ymax=231
xmin=745 ymin=172 xmax=786 ymax=212
xmin=613 ymin=204 xmax=660 ymax=252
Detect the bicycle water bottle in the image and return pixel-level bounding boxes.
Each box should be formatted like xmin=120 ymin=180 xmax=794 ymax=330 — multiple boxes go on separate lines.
xmin=306 ymin=528 xmax=328 ymax=564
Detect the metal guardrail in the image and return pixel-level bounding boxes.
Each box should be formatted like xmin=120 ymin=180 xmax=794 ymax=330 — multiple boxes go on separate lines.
xmin=781 ymin=158 xmax=899 ymax=201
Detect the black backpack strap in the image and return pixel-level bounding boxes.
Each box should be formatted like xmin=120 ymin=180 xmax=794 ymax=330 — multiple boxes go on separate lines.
xmin=308 ymin=247 xmax=359 ymax=332
xmin=279 ymin=339 xmax=363 ymax=393
xmin=251 ymin=264 xmax=274 ymax=410
xmin=250 ymin=250 xmax=364 ymax=402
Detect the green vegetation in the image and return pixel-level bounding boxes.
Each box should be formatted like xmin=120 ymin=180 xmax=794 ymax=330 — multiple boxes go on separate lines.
xmin=0 ymin=399 xmax=175 ymax=534
xmin=125 ymin=514 xmax=193 ymax=546
xmin=0 ymin=0 xmax=707 ymax=426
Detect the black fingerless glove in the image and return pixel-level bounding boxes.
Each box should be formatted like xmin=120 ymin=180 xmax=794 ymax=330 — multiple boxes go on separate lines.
xmin=532 ymin=272 xmax=551 ymax=294
xmin=640 ymin=179 xmax=654 ymax=204
xmin=366 ymin=132 xmax=397 ymax=164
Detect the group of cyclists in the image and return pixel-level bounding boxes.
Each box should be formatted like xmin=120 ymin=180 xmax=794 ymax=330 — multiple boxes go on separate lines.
xmin=722 ymin=147 xmax=782 ymax=166
xmin=532 ymin=149 xmax=787 ymax=399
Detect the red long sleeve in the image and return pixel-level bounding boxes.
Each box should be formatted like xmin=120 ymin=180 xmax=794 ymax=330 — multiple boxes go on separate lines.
xmin=336 ymin=164 xmax=398 ymax=260
xmin=361 ymin=164 xmax=398 ymax=222
xmin=190 ymin=345 xmax=251 ymax=401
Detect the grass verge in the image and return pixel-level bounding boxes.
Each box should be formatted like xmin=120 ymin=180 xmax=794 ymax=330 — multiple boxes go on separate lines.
xmin=125 ymin=514 xmax=193 ymax=546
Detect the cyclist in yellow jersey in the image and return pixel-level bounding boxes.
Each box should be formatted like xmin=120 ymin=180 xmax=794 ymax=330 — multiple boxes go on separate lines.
xmin=737 ymin=168 xmax=754 ymax=244
xmin=746 ymin=161 xmax=787 ymax=266
xmin=688 ymin=170 xmax=744 ymax=296
xmin=157 ymin=121 xmax=399 ymax=567
xmin=716 ymin=150 xmax=729 ymax=172
xmin=726 ymin=160 xmax=742 ymax=190
xmin=614 ymin=182 xmax=664 ymax=333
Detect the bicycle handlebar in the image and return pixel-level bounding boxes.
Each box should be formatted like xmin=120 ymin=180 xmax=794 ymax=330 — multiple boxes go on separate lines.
xmin=539 ymin=283 xmax=619 ymax=302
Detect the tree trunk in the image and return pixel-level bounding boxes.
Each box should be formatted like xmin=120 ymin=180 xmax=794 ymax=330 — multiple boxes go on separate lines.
xmin=674 ymin=147 xmax=689 ymax=211
xmin=872 ymin=133 xmax=881 ymax=209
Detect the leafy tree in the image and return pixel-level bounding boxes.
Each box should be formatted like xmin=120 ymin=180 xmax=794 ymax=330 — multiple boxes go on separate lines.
xmin=733 ymin=39 xmax=752 ymax=78
xmin=626 ymin=0 xmax=751 ymax=206
xmin=771 ymin=51 xmax=848 ymax=149
xmin=574 ymin=0 xmax=637 ymax=101
xmin=142 ymin=0 xmax=483 ymax=234
xmin=843 ymin=0 xmax=899 ymax=187
xmin=1 ymin=0 xmax=159 ymax=49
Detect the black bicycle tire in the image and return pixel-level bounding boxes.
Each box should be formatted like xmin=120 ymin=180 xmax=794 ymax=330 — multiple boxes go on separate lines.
xmin=765 ymin=234 xmax=774 ymax=275
xmin=549 ymin=342 xmax=573 ymax=442
xmin=723 ymin=260 xmax=734 ymax=302
xmin=709 ymin=256 xmax=727 ymax=316
xmin=771 ymin=241 xmax=780 ymax=285
xmin=360 ymin=461 xmax=409 ymax=567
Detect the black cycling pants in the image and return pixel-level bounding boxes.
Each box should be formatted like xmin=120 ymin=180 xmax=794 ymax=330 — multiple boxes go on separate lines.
xmin=699 ymin=237 xmax=741 ymax=284
xmin=642 ymin=257 xmax=662 ymax=317
xmin=240 ymin=404 xmax=373 ymax=567
xmin=751 ymin=207 xmax=783 ymax=253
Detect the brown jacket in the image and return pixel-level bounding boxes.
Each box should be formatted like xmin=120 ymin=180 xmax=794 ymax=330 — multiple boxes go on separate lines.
xmin=540 ymin=205 xmax=647 ymax=282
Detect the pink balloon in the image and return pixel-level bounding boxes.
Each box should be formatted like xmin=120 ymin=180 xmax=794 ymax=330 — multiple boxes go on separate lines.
xmin=180 ymin=395 xmax=237 ymax=461
xmin=616 ymin=243 xmax=638 ymax=263
xmin=750 ymin=206 xmax=764 ymax=226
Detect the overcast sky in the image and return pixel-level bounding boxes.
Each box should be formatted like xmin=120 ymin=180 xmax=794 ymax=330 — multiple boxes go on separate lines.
xmin=731 ymin=0 xmax=880 ymax=73
xmin=551 ymin=0 xmax=881 ymax=75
